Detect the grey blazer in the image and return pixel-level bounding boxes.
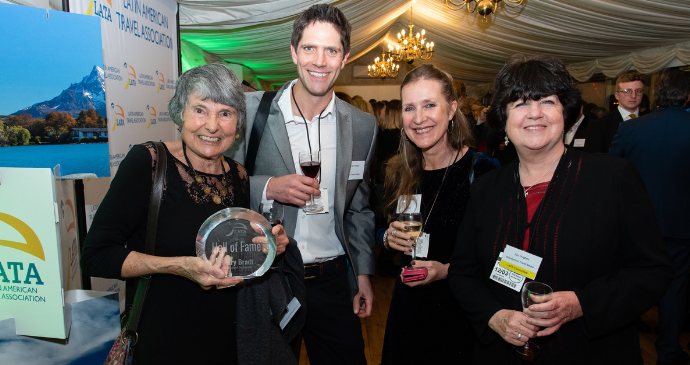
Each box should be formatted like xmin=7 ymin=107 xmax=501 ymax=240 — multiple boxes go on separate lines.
xmin=225 ymin=83 xmax=377 ymax=297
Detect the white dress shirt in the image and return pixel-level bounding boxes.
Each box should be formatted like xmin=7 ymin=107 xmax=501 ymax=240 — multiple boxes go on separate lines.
xmin=564 ymin=114 xmax=585 ymax=145
xmin=262 ymin=80 xmax=343 ymax=264
xmin=618 ymin=106 xmax=640 ymax=121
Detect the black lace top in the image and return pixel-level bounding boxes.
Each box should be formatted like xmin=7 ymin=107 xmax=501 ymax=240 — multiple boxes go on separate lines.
xmin=81 ymin=142 xmax=249 ymax=364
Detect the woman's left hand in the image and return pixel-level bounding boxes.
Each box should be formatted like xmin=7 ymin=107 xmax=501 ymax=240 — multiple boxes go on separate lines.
xmin=401 ymin=260 xmax=449 ymax=287
xmin=523 ymin=291 xmax=583 ymax=336
xmin=272 ymin=224 xmax=289 ymax=256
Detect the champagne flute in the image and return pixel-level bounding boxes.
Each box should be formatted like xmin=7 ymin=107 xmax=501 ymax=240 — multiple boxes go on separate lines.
xmin=514 ymin=281 xmax=553 ymax=362
xmin=398 ymin=212 xmax=423 ymax=260
xmin=259 ymin=201 xmax=284 ymax=227
xmin=299 ymin=151 xmax=322 ymax=212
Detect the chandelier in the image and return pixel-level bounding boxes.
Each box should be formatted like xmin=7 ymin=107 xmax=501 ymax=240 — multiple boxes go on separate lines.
xmin=445 ymin=0 xmax=524 ymax=22
xmin=387 ymin=6 xmax=434 ymax=64
xmin=368 ymin=50 xmax=400 ymax=79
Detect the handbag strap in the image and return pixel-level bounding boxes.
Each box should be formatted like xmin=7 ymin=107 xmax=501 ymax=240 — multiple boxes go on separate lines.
xmin=124 ymin=141 xmax=167 ymax=341
xmin=245 ymin=91 xmax=277 ymax=175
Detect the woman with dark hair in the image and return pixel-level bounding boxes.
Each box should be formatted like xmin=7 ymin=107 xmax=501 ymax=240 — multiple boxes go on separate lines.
xmin=81 ymin=63 xmax=303 ymax=365
xmin=380 ymin=64 xmax=499 ymax=364
xmin=448 ymin=54 xmax=672 ymax=364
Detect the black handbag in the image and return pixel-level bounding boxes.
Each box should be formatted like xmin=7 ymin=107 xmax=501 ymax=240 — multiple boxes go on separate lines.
xmin=104 ymin=141 xmax=166 ymax=365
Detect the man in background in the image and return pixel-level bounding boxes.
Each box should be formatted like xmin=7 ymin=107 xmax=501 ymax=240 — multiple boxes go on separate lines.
xmin=610 ymin=68 xmax=690 ymax=365
xmin=585 ymin=71 xmax=644 ymax=153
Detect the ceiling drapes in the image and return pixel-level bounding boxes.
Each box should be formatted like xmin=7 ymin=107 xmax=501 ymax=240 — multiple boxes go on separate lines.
xmin=178 ymin=0 xmax=690 ymax=85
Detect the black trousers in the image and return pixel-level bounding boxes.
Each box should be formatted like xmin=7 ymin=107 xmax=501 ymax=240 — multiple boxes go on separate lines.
xmin=301 ymin=268 xmax=366 ymax=365
xmin=656 ymin=237 xmax=690 ymax=362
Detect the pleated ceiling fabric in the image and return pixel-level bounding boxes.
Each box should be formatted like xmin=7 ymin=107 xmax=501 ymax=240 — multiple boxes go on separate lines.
xmin=177 ymin=0 xmax=690 ymax=85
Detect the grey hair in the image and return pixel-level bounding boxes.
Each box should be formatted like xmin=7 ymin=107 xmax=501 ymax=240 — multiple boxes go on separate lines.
xmin=168 ymin=63 xmax=246 ymax=131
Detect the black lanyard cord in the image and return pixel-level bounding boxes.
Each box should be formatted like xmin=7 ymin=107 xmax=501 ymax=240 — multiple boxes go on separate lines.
xmin=291 ymin=84 xmax=325 ymax=156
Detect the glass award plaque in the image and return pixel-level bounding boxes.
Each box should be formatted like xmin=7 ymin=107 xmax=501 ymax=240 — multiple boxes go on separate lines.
xmin=196 ymin=208 xmax=276 ymax=278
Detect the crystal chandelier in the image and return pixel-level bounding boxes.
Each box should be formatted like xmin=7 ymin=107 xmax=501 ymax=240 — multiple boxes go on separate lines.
xmin=387 ymin=5 xmax=434 ymax=64
xmin=368 ymin=50 xmax=400 ymax=79
xmin=445 ymin=0 xmax=524 ymax=22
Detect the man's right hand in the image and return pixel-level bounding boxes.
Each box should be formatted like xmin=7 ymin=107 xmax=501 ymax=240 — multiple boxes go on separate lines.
xmin=266 ymin=174 xmax=320 ymax=206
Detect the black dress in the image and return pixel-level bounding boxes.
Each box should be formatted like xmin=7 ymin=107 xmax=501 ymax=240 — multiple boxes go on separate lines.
xmin=81 ymin=142 xmax=248 ymax=365
xmin=381 ymin=150 xmax=499 ymax=365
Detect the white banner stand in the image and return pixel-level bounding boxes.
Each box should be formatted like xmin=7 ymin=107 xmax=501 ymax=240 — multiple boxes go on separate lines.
xmin=0 ymin=167 xmax=71 ymax=339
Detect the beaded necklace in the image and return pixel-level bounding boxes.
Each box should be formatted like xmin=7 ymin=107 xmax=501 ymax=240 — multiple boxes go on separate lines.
xmin=182 ymin=140 xmax=230 ymax=205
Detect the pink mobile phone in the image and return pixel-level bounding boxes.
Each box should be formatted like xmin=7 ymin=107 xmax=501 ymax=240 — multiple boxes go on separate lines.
xmin=402 ymin=267 xmax=428 ymax=282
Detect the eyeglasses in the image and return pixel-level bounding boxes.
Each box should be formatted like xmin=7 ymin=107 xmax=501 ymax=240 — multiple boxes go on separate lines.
xmin=616 ymin=88 xmax=644 ymax=96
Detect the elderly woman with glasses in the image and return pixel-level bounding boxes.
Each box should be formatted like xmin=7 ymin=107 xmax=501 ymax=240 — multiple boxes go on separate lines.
xmin=448 ymin=55 xmax=672 ymax=364
xmin=81 ymin=63 xmax=304 ymax=365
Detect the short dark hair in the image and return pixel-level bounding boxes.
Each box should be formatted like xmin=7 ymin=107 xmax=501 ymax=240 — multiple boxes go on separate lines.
xmin=616 ymin=71 xmax=644 ymax=89
xmin=291 ymin=4 xmax=351 ymax=57
xmin=168 ymin=63 xmax=246 ymax=130
xmin=488 ymin=54 xmax=581 ymax=133
xmin=653 ymin=69 xmax=690 ymax=107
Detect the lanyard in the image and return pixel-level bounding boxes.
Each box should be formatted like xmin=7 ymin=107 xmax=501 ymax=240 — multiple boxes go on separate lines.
xmin=514 ymin=149 xmax=566 ymax=253
xmin=291 ymin=84 xmax=325 ymax=156
xmin=419 ymin=148 xmax=462 ymax=233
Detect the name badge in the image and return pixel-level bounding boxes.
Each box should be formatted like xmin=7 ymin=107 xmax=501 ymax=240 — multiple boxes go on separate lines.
xmin=396 ymin=194 xmax=421 ymax=214
xmin=490 ymin=252 xmax=526 ymax=292
xmin=306 ymin=188 xmax=329 ymax=215
xmin=415 ymin=232 xmax=430 ymax=258
xmin=573 ymin=139 xmax=585 ymax=147
xmin=279 ymin=297 xmax=301 ymax=330
xmin=348 ymin=161 xmax=365 ymax=180
xmin=499 ymin=245 xmax=542 ymax=280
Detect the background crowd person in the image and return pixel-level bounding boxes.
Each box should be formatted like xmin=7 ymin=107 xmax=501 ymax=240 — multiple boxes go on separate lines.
xmin=81 ymin=63 xmax=302 ymax=365
xmin=610 ymin=68 xmax=690 ymax=365
xmin=585 ymin=71 xmax=645 ymax=153
xmin=563 ymin=100 xmax=591 ymax=151
xmin=335 ymin=91 xmax=353 ymax=105
xmin=352 ymin=95 xmax=374 ymax=115
xmin=380 ymin=64 xmax=499 ymax=364
xmin=372 ymin=100 xmax=386 ymax=125
xmin=225 ymin=5 xmax=377 ymax=364
xmin=449 ymin=54 xmax=672 ymax=364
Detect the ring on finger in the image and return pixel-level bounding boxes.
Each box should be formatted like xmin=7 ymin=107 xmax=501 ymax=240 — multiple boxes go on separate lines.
xmin=391 ymin=229 xmax=397 ymax=238
xmin=518 ymin=333 xmax=522 ymax=340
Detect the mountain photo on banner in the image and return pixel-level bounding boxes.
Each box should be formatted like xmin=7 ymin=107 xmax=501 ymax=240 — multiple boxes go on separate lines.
xmin=0 ymin=3 xmax=110 ymax=178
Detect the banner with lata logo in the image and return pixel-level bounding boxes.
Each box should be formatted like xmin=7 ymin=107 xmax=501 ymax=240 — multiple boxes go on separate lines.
xmin=0 ymin=167 xmax=71 ymax=339
xmin=69 ymin=0 xmax=178 ymax=176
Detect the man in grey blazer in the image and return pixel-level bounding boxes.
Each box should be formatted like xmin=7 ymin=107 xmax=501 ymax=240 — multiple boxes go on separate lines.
xmin=225 ymin=5 xmax=376 ymax=365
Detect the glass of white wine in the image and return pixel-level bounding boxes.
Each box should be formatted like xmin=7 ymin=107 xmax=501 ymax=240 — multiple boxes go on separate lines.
xmin=398 ymin=212 xmax=423 ymax=260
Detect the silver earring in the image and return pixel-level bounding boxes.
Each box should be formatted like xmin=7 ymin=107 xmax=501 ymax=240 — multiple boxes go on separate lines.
xmin=448 ymin=120 xmax=454 ymax=134
xmin=504 ymin=133 xmax=510 ymax=146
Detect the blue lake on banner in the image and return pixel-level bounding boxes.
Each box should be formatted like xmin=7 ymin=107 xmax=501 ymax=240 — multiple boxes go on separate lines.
xmin=0 ymin=143 xmax=110 ymax=178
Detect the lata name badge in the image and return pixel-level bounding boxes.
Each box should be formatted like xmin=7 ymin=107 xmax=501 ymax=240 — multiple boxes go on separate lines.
xmin=490 ymin=252 xmax=526 ymax=292
xmin=415 ymin=232 xmax=430 ymax=258
xmin=573 ymin=138 xmax=585 ymax=147
xmin=349 ymin=161 xmax=365 ymax=180
xmin=499 ymin=245 xmax=542 ymax=280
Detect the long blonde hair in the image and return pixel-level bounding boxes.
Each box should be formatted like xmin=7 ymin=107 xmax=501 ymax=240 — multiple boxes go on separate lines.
xmin=383 ymin=64 xmax=475 ymax=221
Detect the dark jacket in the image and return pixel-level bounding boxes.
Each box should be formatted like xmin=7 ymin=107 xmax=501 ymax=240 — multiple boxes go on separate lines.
xmin=448 ymin=148 xmax=672 ymax=364
xmin=584 ymin=110 xmax=624 ymax=153
xmin=609 ymin=107 xmax=690 ymax=239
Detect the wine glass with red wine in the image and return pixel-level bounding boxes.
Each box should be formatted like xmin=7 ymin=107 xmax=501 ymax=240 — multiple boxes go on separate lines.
xmin=299 ymin=151 xmax=323 ymax=212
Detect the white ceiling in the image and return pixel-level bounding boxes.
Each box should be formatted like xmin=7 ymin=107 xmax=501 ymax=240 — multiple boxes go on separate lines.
xmin=178 ymin=0 xmax=690 ymax=85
